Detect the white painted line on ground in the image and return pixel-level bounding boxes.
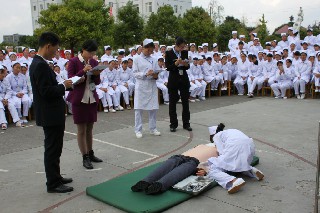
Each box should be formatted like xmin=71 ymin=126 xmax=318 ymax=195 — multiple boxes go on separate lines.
xmin=256 ymin=149 xmax=283 ymax=156
xmin=86 ymin=168 xmax=102 ymax=172
xmin=0 ymin=169 xmax=9 ymax=172
xmin=132 ymin=157 xmax=157 ymax=164
xmin=64 ymin=131 xmax=158 ymax=158
xmin=36 ymin=172 xmax=45 ymax=174
xmin=0 ymin=132 xmax=4 ymax=134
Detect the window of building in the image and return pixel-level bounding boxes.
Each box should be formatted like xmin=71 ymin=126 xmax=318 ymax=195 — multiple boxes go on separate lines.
xmin=146 ymin=2 xmax=152 ymax=13
xmin=33 ymin=5 xmax=36 ymax=11
xmin=174 ymin=5 xmax=178 ymax=13
xmin=40 ymin=4 xmax=43 ymax=10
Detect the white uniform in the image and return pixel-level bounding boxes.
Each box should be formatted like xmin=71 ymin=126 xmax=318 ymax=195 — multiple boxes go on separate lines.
xmin=288 ymin=35 xmax=301 ymax=50
xmin=156 ymin=68 xmax=169 ymax=103
xmin=247 ymin=62 xmax=263 ymax=94
xmin=187 ymin=68 xmax=202 ymax=98
xmin=117 ymin=66 xmax=134 ymax=105
xmin=101 ymin=54 xmax=113 ymax=63
xmin=212 ymin=60 xmax=224 ymax=89
xmin=132 ymin=54 xmax=159 ymax=133
xmin=189 ymin=64 xmax=206 ymax=98
xmin=304 ymin=35 xmax=316 ymax=50
xmin=228 ymin=38 xmax=240 ymax=53
xmin=260 ymin=60 xmax=277 ymax=86
xmin=234 ymin=60 xmax=249 ymax=95
xmin=228 ymin=62 xmax=238 ymax=81
xmin=5 ymin=73 xmax=31 ymax=118
xmin=313 ymin=62 xmax=320 ymax=87
xmin=278 ymin=40 xmax=289 ymax=49
xmin=248 ymin=45 xmax=263 ymax=57
xmin=97 ymin=68 xmax=120 ymax=108
xmin=293 ymin=59 xmax=312 ymax=94
xmin=271 ymin=66 xmax=294 ymax=97
xmin=52 ymin=57 xmax=65 ymax=70
xmin=207 ymin=129 xmax=256 ymax=189
xmin=19 ymin=56 xmax=33 ymax=67
xmin=0 ymin=78 xmax=20 ymax=124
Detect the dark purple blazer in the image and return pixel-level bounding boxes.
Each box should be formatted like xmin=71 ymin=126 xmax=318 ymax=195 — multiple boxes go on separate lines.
xmin=66 ymin=57 xmax=100 ymax=104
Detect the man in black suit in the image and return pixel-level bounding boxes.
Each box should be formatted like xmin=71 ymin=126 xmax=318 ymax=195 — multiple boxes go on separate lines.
xmin=165 ymin=37 xmax=192 ymax=132
xmin=29 ymin=32 xmax=73 ymax=193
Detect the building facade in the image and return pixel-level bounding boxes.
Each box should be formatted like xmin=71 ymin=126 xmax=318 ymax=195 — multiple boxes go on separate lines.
xmin=105 ymin=0 xmax=192 ymax=21
xmin=30 ymin=0 xmax=63 ymax=30
xmin=3 ymin=34 xmax=26 ymax=45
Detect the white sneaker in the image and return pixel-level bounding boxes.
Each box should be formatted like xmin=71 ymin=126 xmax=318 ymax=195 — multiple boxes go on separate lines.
xmin=238 ymin=93 xmax=243 ymax=96
xmin=222 ymin=86 xmax=227 ymax=91
xmin=195 ymin=98 xmax=200 ymax=102
xmin=251 ymin=167 xmax=264 ymax=181
xmin=300 ymin=94 xmax=305 ymax=99
xmin=116 ymin=106 xmax=124 ymax=111
xmin=136 ymin=132 xmax=143 ymax=139
xmin=164 ymin=102 xmax=169 ymax=105
xmin=127 ymin=105 xmax=132 ymax=110
xmin=247 ymin=93 xmax=250 ymax=96
xmin=227 ymin=178 xmax=246 ymax=194
xmin=199 ymin=97 xmax=206 ymax=101
xmin=109 ymin=108 xmax=116 ymax=113
xmin=283 ymin=96 xmax=287 ymax=99
xmin=315 ymin=89 xmax=319 ymax=92
xmin=22 ymin=120 xmax=28 ymax=124
xmin=189 ymin=99 xmax=195 ymax=103
xmin=150 ymin=129 xmax=161 ymax=136
xmin=214 ymin=88 xmax=218 ymax=91
xmin=16 ymin=121 xmax=22 ymax=127
xmin=296 ymin=95 xmax=301 ymax=99
xmin=104 ymin=108 xmax=109 ymax=113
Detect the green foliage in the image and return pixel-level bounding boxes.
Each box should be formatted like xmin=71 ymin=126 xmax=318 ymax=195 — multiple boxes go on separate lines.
xmin=35 ymin=0 xmax=114 ymax=51
xmin=258 ymin=14 xmax=268 ymax=46
xmin=217 ymin=16 xmax=246 ymax=51
xmin=144 ymin=5 xmax=181 ymax=45
xmin=18 ymin=35 xmax=38 ymax=48
xmin=113 ymin=1 xmax=144 ymax=48
xmin=179 ymin=7 xmax=216 ymax=47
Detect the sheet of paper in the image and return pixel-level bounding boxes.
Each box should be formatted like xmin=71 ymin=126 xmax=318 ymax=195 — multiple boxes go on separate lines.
xmin=69 ymin=76 xmax=81 ymax=84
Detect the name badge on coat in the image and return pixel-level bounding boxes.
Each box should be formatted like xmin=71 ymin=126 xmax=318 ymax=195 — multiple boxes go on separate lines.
xmin=179 ymin=69 xmax=183 ymax=76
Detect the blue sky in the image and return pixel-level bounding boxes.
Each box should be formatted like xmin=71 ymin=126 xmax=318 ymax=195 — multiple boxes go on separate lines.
xmin=0 ymin=0 xmax=319 ymax=42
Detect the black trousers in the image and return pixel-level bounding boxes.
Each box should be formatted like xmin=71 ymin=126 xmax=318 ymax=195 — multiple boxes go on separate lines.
xmin=168 ymin=87 xmax=190 ymax=128
xmin=143 ymin=155 xmax=199 ymax=191
xmin=43 ymin=124 xmax=65 ymax=189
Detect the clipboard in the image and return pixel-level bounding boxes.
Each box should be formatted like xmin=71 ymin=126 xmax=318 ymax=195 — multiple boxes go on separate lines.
xmin=86 ymin=65 xmax=108 ymax=76
xmin=181 ymin=50 xmax=189 ymax=60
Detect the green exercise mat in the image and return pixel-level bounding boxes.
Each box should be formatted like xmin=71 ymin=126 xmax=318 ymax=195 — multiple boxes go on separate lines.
xmin=86 ymin=156 xmax=260 ymax=213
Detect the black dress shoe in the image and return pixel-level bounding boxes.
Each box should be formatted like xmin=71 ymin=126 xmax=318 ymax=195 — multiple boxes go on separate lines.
xmin=83 ymin=154 xmax=93 ymax=169
xmin=89 ymin=150 xmax=103 ymax=163
xmin=183 ymin=126 xmax=192 ymax=131
xmin=145 ymin=182 xmax=163 ymax=195
xmin=131 ymin=181 xmax=150 ymax=192
xmin=170 ymin=127 xmax=176 ymax=132
xmin=61 ymin=178 xmax=73 ymax=184
xmin=47 ymin=184 xmax=73 ymax=193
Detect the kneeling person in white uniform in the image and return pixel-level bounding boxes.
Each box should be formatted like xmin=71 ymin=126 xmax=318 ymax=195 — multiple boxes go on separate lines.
xmin=205 ymin=123 xmax=264 ymax=194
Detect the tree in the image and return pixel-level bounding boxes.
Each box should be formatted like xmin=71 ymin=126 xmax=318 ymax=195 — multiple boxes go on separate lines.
xmin=258 ymin=14 xmax=268 ymax=46
xmin=207 ymin=0 xmax=224 ymax=26
xmin=180 ymin=7 xmax=216 ymax=46
xmin=217 ymin=16 xmax=246 ymax=51
xmin=113 ymin=1 xmax=144 ymax=48
xmin=144 ymin=5 xmax=181 ymax=45
xmin=18 ymin=35 xmax=38 ymax=48
xmin=35 ymin=0 xmax=114 ymax=51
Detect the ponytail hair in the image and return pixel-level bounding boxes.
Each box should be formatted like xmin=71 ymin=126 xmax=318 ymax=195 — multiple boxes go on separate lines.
xmin=216 ymin=123 xmax=225 ymax=134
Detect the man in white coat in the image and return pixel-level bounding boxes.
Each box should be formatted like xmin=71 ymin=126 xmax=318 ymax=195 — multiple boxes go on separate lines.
xmin=205 ymin=124 xmax=264 ymax=194
xmin=293 ymin=51 xmax=312 ymax=99
xmin=133 ymin=39 xmax=161 ymax=139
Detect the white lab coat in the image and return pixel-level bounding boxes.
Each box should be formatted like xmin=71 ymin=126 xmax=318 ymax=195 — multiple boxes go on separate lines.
xmin=132 ymin=54 xmax=159 ymax=110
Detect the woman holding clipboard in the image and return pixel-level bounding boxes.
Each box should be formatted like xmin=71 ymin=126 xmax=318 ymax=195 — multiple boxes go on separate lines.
xmin=67 ymin=40 xmax=103 ymax=169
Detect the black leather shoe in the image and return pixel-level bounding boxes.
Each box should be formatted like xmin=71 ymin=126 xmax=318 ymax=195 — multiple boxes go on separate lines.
xmin=89 ymin=150 xmax=103 ymax=163
xmin=83 ymin=154 xmax=93 ymax=169
xmin=170 ymin=127 xmax=176 ymax=132
xmin=183 ymin=126 xmax=192 ymax=131
xmin=145 ymin=182 xmax=163 ymax=195
xmin=61 ymin=178 xmax=73 ymax=184
xmin=47 ymin=184 xmax=73 ymax=193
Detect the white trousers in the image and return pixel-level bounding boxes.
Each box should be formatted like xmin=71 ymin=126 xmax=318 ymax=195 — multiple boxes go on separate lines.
xmin=294 ymin=79 xmax=306 ymax=94
xmin=315 ymin=77 xmax=320 ymax=87
xmin=247 ymin=77 xmax=263 ymax=94
xmin=211 ymin=76 xmax=223 ymax=90
xmin=10 ymin=95 xmax=31 ymax=117
xmin=195 ymin=80 xmax=207 ymax=97
xmin=190 ymin=82 xmax=201 ymax=98
xmin=0 ymin=101 xmax=20 ymax=123
xmin=258 ymin=77 xmax=276 ymax=86
xmin=271 ymin=82 xmax=291 ymax=97
xmin=135 ymin=109 xmax=157 ymax=133
xmin=118 ymin=85 xmax=129 ymax=105
xmin=210 ymin=166 xmax=256 ymax=189
xmin=157 ymin=84 xmax=169 ymax=102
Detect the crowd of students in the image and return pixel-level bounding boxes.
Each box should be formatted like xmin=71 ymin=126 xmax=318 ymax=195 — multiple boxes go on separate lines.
xmin=1 ymin=27 xmax=320 ymax=130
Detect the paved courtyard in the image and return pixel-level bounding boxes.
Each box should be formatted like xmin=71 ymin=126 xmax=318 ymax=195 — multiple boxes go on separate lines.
xmin=0 ymin=96 xmax=318 ymax=213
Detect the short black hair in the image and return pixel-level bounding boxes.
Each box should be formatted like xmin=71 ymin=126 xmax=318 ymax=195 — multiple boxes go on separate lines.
xmin=216 ymin=123 xmax=225 ymax=134
xmin=277 ymin=61 xmax=283 ymax=66
xmin=175 ymin=36 xmax=187 ymax=46
xmin=286 ymin=58 xmax=292 ymax=63
xmin=38 ymin=32 xmax=60 ymax=48
xmin=238 ymin=41 xmax=244 ymax=45
xmin=82 ymin=39 xmax=98 ymax=52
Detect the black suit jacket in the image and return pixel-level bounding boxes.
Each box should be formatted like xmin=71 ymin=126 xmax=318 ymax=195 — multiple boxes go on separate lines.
xmin=29 ymin=55 xmax=66 ymax=127
xmin=165 ymin=50 xmax=190 ymax=89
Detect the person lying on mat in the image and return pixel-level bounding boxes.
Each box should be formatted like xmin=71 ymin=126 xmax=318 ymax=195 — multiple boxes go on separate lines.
xmin=131 ymin=140 xmax=219 ymax=195
xmin=197 ymin=123 xmax=264 ymax=194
